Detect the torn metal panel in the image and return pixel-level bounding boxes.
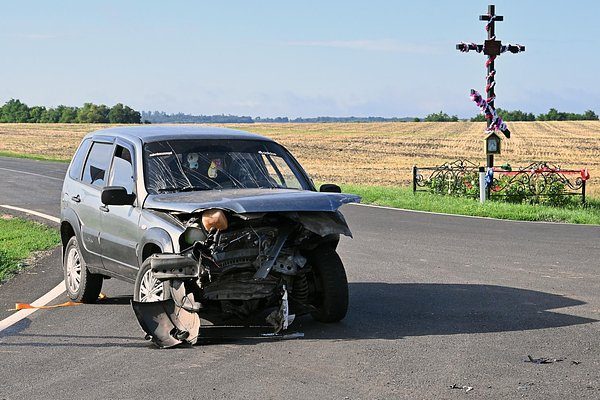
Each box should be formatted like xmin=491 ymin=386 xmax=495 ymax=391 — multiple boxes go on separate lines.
xmin=283 ymin=210 xmax=353 ymax=237
xmin=253 ymin=224 xmax=294 ymax=279
xmin=266 ymin=285 xmax=295 ymax=333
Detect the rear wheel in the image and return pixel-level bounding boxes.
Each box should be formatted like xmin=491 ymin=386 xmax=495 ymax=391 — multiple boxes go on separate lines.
xmin=63 ymin=237 xmax=103 ymax=303
xmin=134 ymin=258 xmax=170 ymax=302
xmin=307 ymin=245 xmax=349 ymax=322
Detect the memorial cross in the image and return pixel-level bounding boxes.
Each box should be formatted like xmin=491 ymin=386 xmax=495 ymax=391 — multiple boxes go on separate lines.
xmin=456 ymin=4 xmax=525 ymax=167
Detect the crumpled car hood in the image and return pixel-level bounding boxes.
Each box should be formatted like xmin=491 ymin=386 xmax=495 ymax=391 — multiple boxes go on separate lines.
xmin=143 ymin=188 xmax=361 ymax=214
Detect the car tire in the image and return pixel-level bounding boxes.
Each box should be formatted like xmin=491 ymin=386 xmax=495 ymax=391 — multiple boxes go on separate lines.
xmin=307 ymin=245 xmax=349 ymax=322
xmin=63 ymin=236 xmax=103 ymax=303
xmin=133 ymin=257 xmax=171 ymax=302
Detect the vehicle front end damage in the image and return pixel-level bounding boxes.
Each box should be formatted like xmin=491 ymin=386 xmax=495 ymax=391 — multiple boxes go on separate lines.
xmin=132 ymin=193 xmax=359 ymax=348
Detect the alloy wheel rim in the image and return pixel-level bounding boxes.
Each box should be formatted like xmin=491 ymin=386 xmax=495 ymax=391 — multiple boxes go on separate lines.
xmin=139 ymin=269 xmax=164 ymax=302
xmin=66 ymin=247 xmax=82 ymax=294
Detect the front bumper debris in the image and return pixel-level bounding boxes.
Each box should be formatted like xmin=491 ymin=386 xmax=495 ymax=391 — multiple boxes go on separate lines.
xmin=132 ymin=280 xmax=201 ymax=348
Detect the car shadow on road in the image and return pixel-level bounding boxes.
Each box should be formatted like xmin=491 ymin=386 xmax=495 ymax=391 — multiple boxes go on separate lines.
xmin=298 ymin=282 xmax=598 ymax=340
xmin=97 ymin=295 xmax=133 ymax=305
xmin=2 ymin=282 xmax=596 ymax=349
xmin=186 ymin=281 xmax=599 ymax=346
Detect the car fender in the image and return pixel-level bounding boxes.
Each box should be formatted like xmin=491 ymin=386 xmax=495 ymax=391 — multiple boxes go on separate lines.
xmin=138 ymin=227 xmax=175 ymax=266
xmin=60 ymin=207 xmax=82 ymax=249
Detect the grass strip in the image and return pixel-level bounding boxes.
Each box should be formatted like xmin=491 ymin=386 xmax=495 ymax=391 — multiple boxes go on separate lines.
xmin=339 ymin=183 xmax=600 ymax=225
xmin=0 ymin=151 xmax=69 ymax=163
xmin=0 ymin=216 xmax=61 ymax=283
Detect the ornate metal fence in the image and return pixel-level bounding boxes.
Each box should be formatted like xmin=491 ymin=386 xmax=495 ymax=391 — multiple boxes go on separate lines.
xmin=412 ymin=160 xmax=589 ymax=204
xmin=412 ymin=159 xmax=480 ymax=196
xmin=489 ymin=162 xmax=588 ymax=205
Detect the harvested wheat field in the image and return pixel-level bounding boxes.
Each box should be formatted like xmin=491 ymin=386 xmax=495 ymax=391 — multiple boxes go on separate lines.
xmin=1 ymin=122 xmax=598 ymax=195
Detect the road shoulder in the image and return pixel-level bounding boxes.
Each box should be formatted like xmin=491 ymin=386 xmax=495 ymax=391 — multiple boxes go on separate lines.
xmin=0 ymin=247 xmax=64 ymax=321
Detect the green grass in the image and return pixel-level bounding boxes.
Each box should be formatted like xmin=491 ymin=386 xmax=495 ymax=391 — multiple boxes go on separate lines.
xmin=340 ymin=184 xmax=600 ymax=225
xmin=0 ymin=216 xmax=61 ymax=283
xmin=0 ymin=151 xmax=69 ymax=163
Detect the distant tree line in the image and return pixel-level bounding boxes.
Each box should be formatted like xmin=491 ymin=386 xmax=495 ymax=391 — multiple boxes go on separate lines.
xmin=415 ymin=111 xmax=460 ymax=122
xmin=141 ymin=111 xmax=415 ymax=124
xmin=415 ymin=108 xmax=598 ymax=122
xmin=469 ymin=108 xmax=598 ymax=122
xmin=255 ymin=116 xmax=414 ymax=123
xmin=142 ymin=111 xmax=254 ymax=124
xmin=0 ymin=99 xmax=141 ymax=123
xmin=536 ymin=108 xmax=598 ymax=121
xmin=4 ymin=99 xmax=594 ymax=124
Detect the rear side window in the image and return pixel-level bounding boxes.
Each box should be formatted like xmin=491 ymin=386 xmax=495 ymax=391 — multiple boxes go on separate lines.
xmin=68 ymin=139 xmax=92 ymax=180
xmin=82 ymin=142 xmax=114 ymax=187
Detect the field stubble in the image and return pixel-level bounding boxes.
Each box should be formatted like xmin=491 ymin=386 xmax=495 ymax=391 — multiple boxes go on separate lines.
xmin=0 ymin=121 xmax=598 ymax=195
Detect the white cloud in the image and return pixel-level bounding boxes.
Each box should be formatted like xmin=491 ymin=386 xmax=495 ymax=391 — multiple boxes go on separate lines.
xmin=285 ymin=39 xmax=440 ymax=54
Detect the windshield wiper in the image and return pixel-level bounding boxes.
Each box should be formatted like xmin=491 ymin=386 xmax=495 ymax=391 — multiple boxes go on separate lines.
xmin=179 ymin=185 xmax=210 ymax=192
xmin=157 ymin=185 xmax=209 ymax=193
xmin=157 ymin=187 xmax=179 ymax=193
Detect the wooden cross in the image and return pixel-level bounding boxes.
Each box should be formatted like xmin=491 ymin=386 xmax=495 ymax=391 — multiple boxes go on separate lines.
xmin=456 ymin=4 xmax=525 ymax=168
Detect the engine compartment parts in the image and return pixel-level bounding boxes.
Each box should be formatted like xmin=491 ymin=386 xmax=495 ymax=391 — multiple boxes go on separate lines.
xmin=131 ymin=210 xmax=351 ymax=348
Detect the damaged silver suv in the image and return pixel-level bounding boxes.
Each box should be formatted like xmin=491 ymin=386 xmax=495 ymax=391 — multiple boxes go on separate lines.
xmin=60 ymin=126 xmax=359 ymax=347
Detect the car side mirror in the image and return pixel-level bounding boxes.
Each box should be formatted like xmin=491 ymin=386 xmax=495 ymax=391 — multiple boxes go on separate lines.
xmin=101 ymin=186 xmax=136 ymax=206
xmin=319 ymin=183 xmax=342 ymax=193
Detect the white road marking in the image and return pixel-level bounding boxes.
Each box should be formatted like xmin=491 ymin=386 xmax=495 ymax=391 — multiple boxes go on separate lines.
xmin=349 ymin=202 xmax=600 ymax=227
xmin=0 ymin=205 xmax=65 ymax=335
xmin=0 ymin=282 xmax=65 ymax=334
xmin=0 ymin=205 xmax=60 ymax=223
xmin=0 ymin=166 xmax=63 ymax=181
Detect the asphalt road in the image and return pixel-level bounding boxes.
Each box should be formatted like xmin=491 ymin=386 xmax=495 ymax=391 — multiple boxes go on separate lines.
xmin=0 ymin=155 xmax=599 ymax=399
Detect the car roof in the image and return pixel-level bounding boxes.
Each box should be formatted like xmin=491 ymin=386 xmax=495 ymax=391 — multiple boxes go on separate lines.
xmin=84 ymin=126 xmax=273 ymax=144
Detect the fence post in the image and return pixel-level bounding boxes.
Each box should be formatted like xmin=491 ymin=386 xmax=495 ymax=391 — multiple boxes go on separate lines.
xmin=582 ymin=180 xmax=586 ymax=204
xmin=412 ymin=165 xmax=417 ymax=193
xmin=479 ymin=166 xmax=486 ymax=204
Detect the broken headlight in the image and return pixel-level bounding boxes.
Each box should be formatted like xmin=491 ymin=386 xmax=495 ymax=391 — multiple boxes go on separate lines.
xmin=182 ymin=225 xmax=206 ymax=245
xmin=202 ymin=209 xmax=228 ymax=231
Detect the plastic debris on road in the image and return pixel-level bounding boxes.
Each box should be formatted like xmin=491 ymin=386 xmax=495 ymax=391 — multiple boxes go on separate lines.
xmin=10 ymin=300 xmax=81 ymax=311
xmin=449 ymin=384 xmax=474 ymax=392
xmin=526 ymin=355 xmax=565 ymax=364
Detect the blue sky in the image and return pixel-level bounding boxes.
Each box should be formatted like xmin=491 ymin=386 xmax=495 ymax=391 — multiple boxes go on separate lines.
xmin=1 ymin=0 xmax=598 ymax=118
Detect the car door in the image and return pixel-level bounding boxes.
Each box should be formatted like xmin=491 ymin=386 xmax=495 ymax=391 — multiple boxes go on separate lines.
xmin=99 ymin=140 xmax=142 ymax=280
xmin=77 ymin=139 xmax=115 ymax=270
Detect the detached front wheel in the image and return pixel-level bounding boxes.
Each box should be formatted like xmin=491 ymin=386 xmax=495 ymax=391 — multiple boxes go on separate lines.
xmin=307 ymin=245 xmax=349 ymax=322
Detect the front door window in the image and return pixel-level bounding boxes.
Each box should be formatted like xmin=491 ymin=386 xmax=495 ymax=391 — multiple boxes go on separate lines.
xmin=109 ymin=145 xmax=135 ymax=194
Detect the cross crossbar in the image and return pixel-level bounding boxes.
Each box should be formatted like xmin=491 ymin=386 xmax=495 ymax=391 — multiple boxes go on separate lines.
xmin=479 ymin=15 xmax=503 ymax=21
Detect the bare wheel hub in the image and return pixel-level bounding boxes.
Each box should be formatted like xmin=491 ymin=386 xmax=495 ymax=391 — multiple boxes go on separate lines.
xmin=139 ymin=269 xmax=164 ymax=302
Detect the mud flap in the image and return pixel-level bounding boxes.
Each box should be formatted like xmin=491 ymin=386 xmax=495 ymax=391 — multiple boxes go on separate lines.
xmin=131 ymin=299 xmax=200 ymax=349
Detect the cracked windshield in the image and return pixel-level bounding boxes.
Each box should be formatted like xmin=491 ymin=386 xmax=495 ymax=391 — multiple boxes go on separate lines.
xmin=144 ymin=139 xmax=308 ymax=194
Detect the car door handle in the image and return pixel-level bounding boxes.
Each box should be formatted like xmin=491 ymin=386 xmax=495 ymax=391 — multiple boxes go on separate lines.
xmin=99 ymin=205 xmax=109 ymax=212
xmin=71 ymin=195 xmax=81 ymax=203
